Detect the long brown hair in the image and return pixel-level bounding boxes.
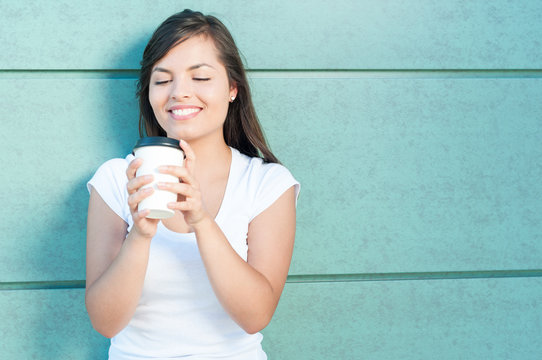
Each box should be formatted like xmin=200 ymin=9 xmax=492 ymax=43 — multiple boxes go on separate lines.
xmin=136 ymin=9 xmax=279 ymax=163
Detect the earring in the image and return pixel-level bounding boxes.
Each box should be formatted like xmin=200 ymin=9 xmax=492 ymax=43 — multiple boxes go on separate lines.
xmin=230 ymin=96 xmax=235 ymax=102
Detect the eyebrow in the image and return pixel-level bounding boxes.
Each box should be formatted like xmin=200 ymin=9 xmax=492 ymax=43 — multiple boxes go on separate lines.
xmin=152 ymin=63 xmax=215 ymax=74
xmin=152 ymin=67 xmax=173 ymax=75
xmin=189 ymin=63 xmax=215 ymax=70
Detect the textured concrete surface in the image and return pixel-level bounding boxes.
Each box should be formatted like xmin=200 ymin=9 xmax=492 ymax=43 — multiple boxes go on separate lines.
xmin=1 ymin=1 xmax=541 ymax=359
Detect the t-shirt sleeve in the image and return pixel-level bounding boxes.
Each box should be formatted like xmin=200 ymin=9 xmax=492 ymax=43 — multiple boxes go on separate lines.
xmin=250 ymin=163 xmax=300 ymax=221
xmin=87 ymin=158 xmax=131 ymax=224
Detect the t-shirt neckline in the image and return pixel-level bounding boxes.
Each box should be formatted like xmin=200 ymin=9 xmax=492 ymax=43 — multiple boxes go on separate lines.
xmin=158 ymin=147 xmax=237 ymax=236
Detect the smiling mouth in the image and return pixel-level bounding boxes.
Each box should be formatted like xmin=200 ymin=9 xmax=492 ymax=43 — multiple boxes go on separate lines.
xmin=171 ymin=108 xmax=200 ymax=116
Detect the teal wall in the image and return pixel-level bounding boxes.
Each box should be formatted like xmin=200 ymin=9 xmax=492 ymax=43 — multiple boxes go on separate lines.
xmin=1 ymin=1 xmax=541 ymax=359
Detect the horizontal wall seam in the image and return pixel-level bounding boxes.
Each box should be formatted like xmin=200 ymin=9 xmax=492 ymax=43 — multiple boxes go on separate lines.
xmin=0 ymin=280 xmax=86 ymax=291
xmin=2 ymin=270 xmax=541 ymax=290
xmin=287 ymin=269 xmax=542 ymax=283
xmin=1 ymin=69 xmax=542 ymax=79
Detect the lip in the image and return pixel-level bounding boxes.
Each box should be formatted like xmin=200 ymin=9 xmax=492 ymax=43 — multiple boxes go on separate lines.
xmin=168 ymin=105 xmax=202 ymax=120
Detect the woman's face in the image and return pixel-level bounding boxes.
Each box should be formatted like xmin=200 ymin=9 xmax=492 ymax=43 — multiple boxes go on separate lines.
xmin=148 ymin=35 xmax=237 ymax=142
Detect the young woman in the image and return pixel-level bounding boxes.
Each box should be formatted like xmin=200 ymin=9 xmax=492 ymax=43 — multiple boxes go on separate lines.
xmin=86 ymin=9 xmax=299 ymax=360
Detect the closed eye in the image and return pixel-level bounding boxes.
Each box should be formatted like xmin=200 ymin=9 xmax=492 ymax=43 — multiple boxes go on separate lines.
xmin=193 ymin=78 xmax=210 ymax=81
xmin=154 ymin=80 xmax=171 ymax=85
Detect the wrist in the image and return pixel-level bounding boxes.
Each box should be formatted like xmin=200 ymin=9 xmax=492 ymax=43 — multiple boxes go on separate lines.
xmin=191 ymin=213 xmax=214 ymax=234
xmin=127 ymin=227 xmax=154 ymax=243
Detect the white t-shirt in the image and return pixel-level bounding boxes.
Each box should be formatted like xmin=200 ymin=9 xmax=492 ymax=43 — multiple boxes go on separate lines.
xmin=87 ymin=147 xmax=300 ymax=360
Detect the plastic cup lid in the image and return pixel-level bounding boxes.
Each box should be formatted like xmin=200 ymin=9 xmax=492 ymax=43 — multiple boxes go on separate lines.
xmin=133 ymin=136 xmax=181 ymax=150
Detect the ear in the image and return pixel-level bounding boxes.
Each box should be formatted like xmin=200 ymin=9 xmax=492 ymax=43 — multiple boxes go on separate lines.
xmin=229 ymin=82 xmax=238 ymax=100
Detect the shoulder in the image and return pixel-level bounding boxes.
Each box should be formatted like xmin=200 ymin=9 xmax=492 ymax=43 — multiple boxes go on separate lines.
xmin=87 ymin=154 xmax=134 ymax=195
xmin=90 ymin=155 xmax=134 ymax=184
xmin=95 ymin=154 xmax=134 ymax=174
xmin=87 ymin=154 xmax=134 ymax=223
xmin=233 ymin=148 xmax=294 ymax=184
xmin=231 ymin=148 xmax=300 ymax=219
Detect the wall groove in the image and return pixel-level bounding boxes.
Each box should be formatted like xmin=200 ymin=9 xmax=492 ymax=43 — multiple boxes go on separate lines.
xmin=1 ymin=69 xmax=541 ymax=80
xmin=287 ymin=269 xmax=542 ymax=283
xmin=2 ymin=270 xmax=541 ymax=290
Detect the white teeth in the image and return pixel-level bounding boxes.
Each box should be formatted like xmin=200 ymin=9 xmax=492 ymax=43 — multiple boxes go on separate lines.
xmin=172 ymin=108 xmax=199 ymax=116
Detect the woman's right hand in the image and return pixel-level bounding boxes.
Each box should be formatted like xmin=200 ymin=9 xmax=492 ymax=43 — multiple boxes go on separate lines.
xmin=126 ymin=157 xmax=160 ymax=239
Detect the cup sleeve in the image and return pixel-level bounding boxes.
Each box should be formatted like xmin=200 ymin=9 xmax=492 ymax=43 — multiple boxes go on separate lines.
xmin=87 ymin=158 xmax=131 ymax=224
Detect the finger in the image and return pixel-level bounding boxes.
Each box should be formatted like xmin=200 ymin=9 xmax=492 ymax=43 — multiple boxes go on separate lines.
xmin=158 ymin=166 xmax=197 ymax=188
xmin=180 ymin=139 xmax=196 ymax=174
xmin=158 ymin=165 xmax=187 ymax=177
xmin=126 ymin=174 xmax=154 ymax=194
xmin=132 ymin=208 xmax=151 ymax=221
xmin=157 ymin=181 xmax=197 ymax=198
xmin=167 ymin=201 xmax=191 ymax=211
xmin=127 ymin=187 xmax=154 ymax=211
xmin=126 ymin=157 xmax=143 ymax=181
xmin=167 ymin=197 xmax=201 ymax=211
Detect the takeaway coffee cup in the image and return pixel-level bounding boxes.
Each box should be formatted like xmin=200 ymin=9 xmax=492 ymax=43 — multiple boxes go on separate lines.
xmin=133 ymin=137 xmax=184 ymax=219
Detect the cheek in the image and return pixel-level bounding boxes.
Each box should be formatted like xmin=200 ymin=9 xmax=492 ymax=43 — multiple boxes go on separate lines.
xmin=148 ymin=89 xmax=164 ymax=115
xmin=199 ymin=85 xmax=231 ymax=110
xmin=149 ymin=86 xmax=167 ymax=105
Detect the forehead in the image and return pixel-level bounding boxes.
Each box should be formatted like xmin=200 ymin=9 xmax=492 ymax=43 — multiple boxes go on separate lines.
xmin=153 ymin=35 xmax=223 ymax=70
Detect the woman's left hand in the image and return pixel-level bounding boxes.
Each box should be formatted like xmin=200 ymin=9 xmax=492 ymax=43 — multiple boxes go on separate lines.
xmin=157 ymin=139 xmax=209 ymax=226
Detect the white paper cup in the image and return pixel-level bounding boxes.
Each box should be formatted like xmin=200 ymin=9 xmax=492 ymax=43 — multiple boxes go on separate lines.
xmin=133 ymin=137 xmax=184 ymax=219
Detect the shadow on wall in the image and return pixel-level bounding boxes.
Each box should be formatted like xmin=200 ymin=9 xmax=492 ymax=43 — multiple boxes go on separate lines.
xmin=26 ymin=34 xmax=149 ymax=360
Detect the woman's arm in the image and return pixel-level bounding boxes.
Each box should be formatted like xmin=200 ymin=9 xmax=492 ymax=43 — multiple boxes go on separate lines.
xmin=85 ymin=160 xmax=159 ymax=338
xmin=161 ymin=140 xmax=296 ymax=333
xmin=193 ymin=187 xmax=296 ymax=334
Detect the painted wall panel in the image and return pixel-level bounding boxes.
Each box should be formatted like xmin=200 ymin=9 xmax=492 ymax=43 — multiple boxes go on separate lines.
xmin=1 ymin=77 xmax=541 ymax=281
xmin=257 ymin=77 xmax=542 ymax=275
xmin=0 ymin=79 xmax=139 ymax=283
xmin=262 ymin=278 xmax=542 ymax=360
xmin=0 ymin=289 xmax=108 ymax=359
xmin=1 ymin=1 xmax=541 ymax=359
xmin=2 ymin=0 xmax=542 ymax=70
xmin=1 ymin=279 xmax=540 ymax=359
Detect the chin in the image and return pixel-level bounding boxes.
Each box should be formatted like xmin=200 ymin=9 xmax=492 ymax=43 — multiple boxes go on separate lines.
xmin=166 ymin=134 xmax=182 ymax=140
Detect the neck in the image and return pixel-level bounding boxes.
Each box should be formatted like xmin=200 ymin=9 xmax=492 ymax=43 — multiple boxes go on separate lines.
xmin=186 ymin=136 xmax=231 ymax=179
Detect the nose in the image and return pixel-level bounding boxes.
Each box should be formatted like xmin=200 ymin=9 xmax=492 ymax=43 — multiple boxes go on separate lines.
xmin=170 ymin=76 xmax=192 ymax=100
